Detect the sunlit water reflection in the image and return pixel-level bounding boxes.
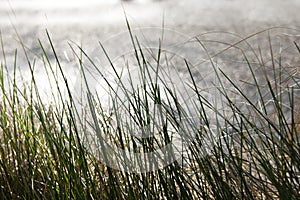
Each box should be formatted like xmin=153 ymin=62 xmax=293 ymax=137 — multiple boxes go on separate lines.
xmin=0 ymin=0 xmax=299 ymax=106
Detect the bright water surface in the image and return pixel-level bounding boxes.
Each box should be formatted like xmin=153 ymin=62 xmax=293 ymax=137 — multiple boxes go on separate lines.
xmin=0 ymin=0 xmax=299 ymax=103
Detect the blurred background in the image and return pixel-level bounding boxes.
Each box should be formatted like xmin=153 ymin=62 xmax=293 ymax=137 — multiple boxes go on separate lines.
xmin=1 ymin=0 xmax=299 ymax=38
xmin=0 ymin=0 xmax=299 ymax=102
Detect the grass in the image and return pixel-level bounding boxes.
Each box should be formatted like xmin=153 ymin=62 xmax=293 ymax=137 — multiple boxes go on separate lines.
xmin=0 ymin=23 xmax=299 ymax=199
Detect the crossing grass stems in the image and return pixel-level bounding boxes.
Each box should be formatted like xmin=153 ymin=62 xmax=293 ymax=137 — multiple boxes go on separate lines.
xmin=0 ymin=24 xmax=299 ymax=199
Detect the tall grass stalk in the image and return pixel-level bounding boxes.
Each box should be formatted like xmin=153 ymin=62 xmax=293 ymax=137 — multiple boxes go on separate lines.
xmin=0 ymin=25 xmax=299 ymax=199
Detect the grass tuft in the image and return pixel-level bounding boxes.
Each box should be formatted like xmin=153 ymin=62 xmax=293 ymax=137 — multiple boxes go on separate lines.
xmin=0 ymin=25 xmax=299 ymax=199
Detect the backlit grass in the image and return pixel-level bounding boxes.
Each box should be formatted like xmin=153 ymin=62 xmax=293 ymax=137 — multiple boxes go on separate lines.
xmin=0 ymin=24 xmax=299 ymax=199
